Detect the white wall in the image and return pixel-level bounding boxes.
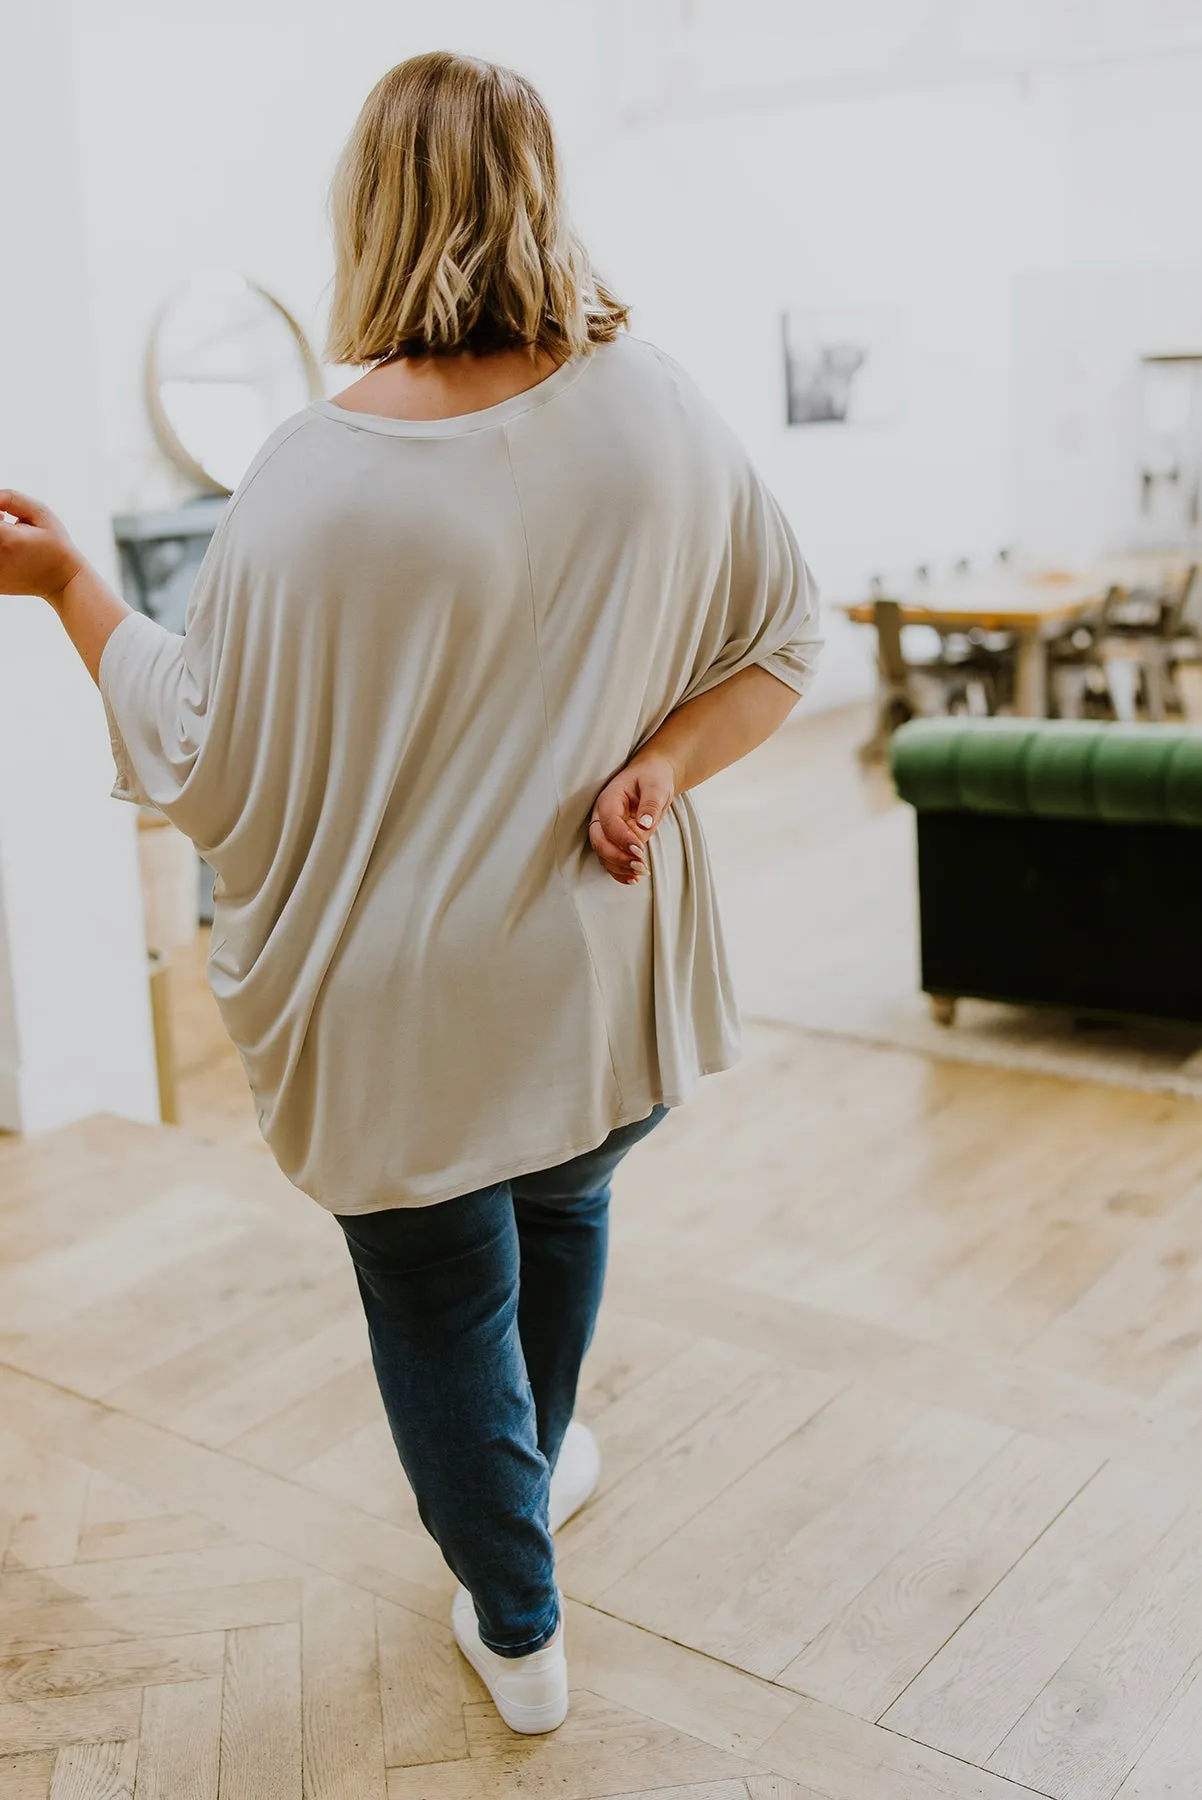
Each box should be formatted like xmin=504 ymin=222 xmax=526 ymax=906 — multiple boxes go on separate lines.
xmin=1009 ymin=53 xmax=1202 ymax=562
xmin=573 ymin=76 xmax=1030 ymax=702
xmin=63 ymin=1 xmax=1202 ymax=710
xmin=0 ymin=0 xmax=160 ymax=1133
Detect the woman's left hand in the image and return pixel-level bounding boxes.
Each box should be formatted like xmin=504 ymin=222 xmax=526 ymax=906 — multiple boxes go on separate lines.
xmin=0 ymin=490 xmax=83 ymax=603
xmin=587 ymin=751 xmax=676 ymax=885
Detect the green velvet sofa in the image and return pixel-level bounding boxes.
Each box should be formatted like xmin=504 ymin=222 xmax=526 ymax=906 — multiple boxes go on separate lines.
xmin=890 ymin=718 xmax=1202 ymax=1027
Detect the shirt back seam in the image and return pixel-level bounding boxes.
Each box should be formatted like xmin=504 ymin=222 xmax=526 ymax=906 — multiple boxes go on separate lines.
xmin=501 ymin=425 xmax=628 ymax=1118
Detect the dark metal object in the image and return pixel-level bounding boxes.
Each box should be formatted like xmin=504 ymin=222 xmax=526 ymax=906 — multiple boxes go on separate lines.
xmin=111 ymin=499 xmax=226 ymax=921
xmin=112 ymin=497 xmax=226 ymax=635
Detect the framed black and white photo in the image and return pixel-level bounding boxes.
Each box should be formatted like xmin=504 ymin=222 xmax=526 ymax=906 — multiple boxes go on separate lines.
xmin=781 ymin=306 xmax=900 ymax=428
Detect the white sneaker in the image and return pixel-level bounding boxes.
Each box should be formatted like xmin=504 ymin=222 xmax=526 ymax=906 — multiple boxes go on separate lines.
xmin=548 ymin=1420 xmax=601 ymax=1533
xmin=451 ymin=1584 xmax=568 ymax=1734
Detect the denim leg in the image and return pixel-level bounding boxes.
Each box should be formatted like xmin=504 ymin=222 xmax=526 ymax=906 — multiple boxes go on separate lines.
xmin=513 ymin=1106 xmax=670 ymax=1471
xmin=335 ymin=1183 xmax=558 ymax=1658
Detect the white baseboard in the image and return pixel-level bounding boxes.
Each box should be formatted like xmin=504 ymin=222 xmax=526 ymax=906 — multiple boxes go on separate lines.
xmin=0 ymin=1057 xmax=20 ymax=1133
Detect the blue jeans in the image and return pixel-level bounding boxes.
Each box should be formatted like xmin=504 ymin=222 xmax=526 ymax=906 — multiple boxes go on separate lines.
xmin=335 ymin=1105 xmax=668 ymax=1657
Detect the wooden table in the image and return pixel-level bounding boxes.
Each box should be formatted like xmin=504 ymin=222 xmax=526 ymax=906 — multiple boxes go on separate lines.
xmin=841 ymin=572 xmax=1109 ymax=715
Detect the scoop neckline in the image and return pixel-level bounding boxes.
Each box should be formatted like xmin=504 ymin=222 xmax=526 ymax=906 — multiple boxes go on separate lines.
xmin=307 ymin=350 xmax=591 ymax=438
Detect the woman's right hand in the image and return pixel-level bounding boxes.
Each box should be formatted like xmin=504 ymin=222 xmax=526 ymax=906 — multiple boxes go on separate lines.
xmin=587 ymin=751 xmax=676 ymax=885
xmin=0 ymin=490 xmax=84 ymax=603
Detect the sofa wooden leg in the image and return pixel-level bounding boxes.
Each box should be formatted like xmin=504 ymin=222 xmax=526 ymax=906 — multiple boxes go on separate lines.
xmin=929 ymin=994 xmax=957 ymax=1027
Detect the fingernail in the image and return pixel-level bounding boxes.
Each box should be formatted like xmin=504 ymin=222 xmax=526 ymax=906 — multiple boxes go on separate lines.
xmin=628 ymin=843 xmax=642 ymax=856
xmin=639 ymin=814 xmax=654 ymax=828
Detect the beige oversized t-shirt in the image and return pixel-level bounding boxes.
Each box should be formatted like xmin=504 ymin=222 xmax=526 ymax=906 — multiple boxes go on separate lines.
xmin=100 ymin=333 xmax=822 ymax=1212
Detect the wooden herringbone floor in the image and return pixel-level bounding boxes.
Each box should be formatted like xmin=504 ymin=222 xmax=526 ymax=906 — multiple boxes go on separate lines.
xmin=4 ymin=706 xmax=1202 ymax=1798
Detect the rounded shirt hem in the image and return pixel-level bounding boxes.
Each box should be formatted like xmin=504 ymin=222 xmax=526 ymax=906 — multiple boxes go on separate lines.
xmin=298 ymin=1057 xmax=740 ymax=1216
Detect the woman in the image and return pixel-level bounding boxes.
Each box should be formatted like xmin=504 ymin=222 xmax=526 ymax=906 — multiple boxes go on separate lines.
xmin=0 ymin=51 xmax=820 ymax=1733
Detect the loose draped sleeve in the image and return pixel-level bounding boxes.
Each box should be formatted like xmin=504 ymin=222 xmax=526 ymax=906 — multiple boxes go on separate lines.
xmin=96 ymin=417 xmax=304 ymax=857
xmin=99 ymin=607 xmax=217 ymax=842
xmin=675 ymin=422 xmax=823 ymax=714
xmin=738 ymin=486 xmax=823 ymax=697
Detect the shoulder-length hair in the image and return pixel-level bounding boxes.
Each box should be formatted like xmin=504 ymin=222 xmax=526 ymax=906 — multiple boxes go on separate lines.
xmin=325 ymin=51 xmax=629 ymax=365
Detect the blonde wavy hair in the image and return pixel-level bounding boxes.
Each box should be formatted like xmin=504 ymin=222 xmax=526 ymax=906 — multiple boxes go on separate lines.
xmin=325 ymin=51 xmax=628 ymax=365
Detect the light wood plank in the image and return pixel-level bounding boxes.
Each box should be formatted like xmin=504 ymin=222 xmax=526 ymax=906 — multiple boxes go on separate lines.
xmin=576 ymin=1309 xmax=696 ymax=1418
xmin=0 ymin=1365 xmax=449 ymax=1624
xmin=1113 ymin=1659 xmax=1202 ymax=1797
xmin=0 ymin=1636 xmax=223 ymax=1703
xmin=781 ymin=1433 xmax=1100 ymax=1716
xmin=0 ymin=1585 xmax=299 ymax=1658
xmin=606 ymin=1263 xmax=1202 ymax=1474
xmin=218 ymin=1624 xmax=301 ymax=1800
xmin=0 ymin=1123 xmax=223 ymax=1267
xmin=989 ymin=1500 xmax=1202 ymax=1797
xmin=565 ymin=1600 xmax=795 ymax=1762
xmin=389 ymin=1691 xmax=756 ymax=1800
xmin=74 ymin=1513 xmax=229 ymax=1567
xmin=47 ymin=1740 xmax=137 ymax=1800
xmin=300 ymin=1577 xmax=386 ymax=1800
xmin=134 ymin=1679 xmax=222 ymax=1800
xmin=577 ymin=1336 xmax=775 ymax=1498
xmin=292 ymin=1424 xmax=420 ymax=1532
xmin=103 ymin=1272 xmax=356 ymax=1436
xmin=746 ymin=1781 xmax=827 ymax=1800
xmin=0 ymin=1699 xmax=140 ymax=1758
xmin=222 ymin=1365 xmax=383 ymax=1476
xmin=2 ymin=1456 xmax=88 ymax=1573
xmin=950 ymin=1217 xmax=1134 ymax=1361
xmin=8 ymin=1226 xmax=337 ymax=1401
xmin=169 ymin=1316 xmax=370 ymax=1451
xmin=608 ymin=1392 xmax=1008 ymax=1679
xmin=598 ymin=1786 xmax=752 ymax=1800
xmin=760 ymin=1692 xmax=1045 ymax=1800
xmin=0 ymin=1750 xmax=55 ymax=1800
xmin=0 ymin=1546 xmax=299 ymax=1608
xmin=790 ymin=1084 xmax=1128 ymax=1339
xmin=375 ymin=1601 xmax=467 ymax=1769
xmin=561 ymin=1362 xmax=840 ymax=1601
xmin=0 ymin=1188 xmax=246 ymax=1338
xmin=883 ymin=1460 xmax=1190 ymax=1764
xmin=715 ymin=1406 xmax=1011 ymax=1678
xmin=1024 ymin=1185 xmax=1202 ymax=1397
xmin=602 ymin=1386 xmax=925 ymax=1654
xmin=75 ymin=1470 xmax=230 ymax=1567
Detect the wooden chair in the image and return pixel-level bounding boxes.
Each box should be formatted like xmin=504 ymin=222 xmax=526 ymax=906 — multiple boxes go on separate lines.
xmin=1048 ymin=586 xmax=1124 ymax=719
xmin=1161 ymin=564 xmax=1202 ymax=716
xmin=859 ymin=598 xmax=1000 ymax=762
xmin=1104 ymin=564 xmax=1199 ymax=721
xmin=1047 ymin=574 xmax=1198 ymax=721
